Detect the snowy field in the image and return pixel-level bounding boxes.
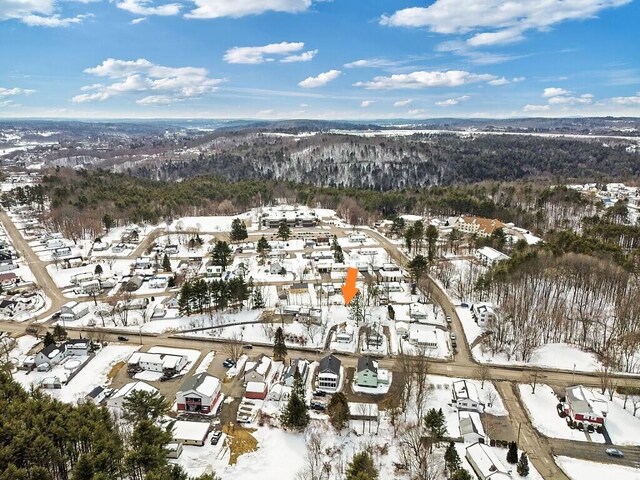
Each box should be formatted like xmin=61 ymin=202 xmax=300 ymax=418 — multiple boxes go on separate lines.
xmin=474 ymin=343 xmax=603 ymax=372
xmin=555 ymin=456 xmax=640 ymax=480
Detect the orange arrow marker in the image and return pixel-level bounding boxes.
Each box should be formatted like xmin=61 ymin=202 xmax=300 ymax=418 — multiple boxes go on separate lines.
xmin=341 ymin=267 xmax=359 ymax=305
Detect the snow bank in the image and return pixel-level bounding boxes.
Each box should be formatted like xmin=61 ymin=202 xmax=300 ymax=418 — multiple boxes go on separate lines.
xmin=556 ymin=456 xmax=640 ymax=480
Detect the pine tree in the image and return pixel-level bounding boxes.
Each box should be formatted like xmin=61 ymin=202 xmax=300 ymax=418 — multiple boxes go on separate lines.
xmin=43 ymin=331 xmax=55 ymax=347
xmin=252 ymin=288 xmax=265 ymax=309
xmin=444 ymin=441 xmax=461 ymax=474
xmin=345 ymin=451 xmax=378 ymax=480
xmin=211 ymin=241 xmax=232 ymax=271
xmin=517 ymin=452 xmax=530 ymax=477
xmin=506 ymin=441 xmax=519 ymax=464
xmin=333 ymin=243 xmax=345 ymax=263
xmin=281 ymin=371 xmax=309 ymax=431
xmin=53 ymin=324 xmax=67 ymax=341
xmin=122 ymin=390 xmax=169 ymax=424
xmin=423 ymin=408 xmax=447 ymax=449
xmin=178 ymin=282 xmax=192 ymax=315
xmin=426 ymin=225 xmax=439 ymax=262
xmin=450 ymin=469 xmax=472 ymax=480
xmin=273 ymin=327 xmax=288 ymax=361
xmin=327 ymin=392 xmax=350 ymax=431
xmin=94 ymin=264 xmax=103 ymax=276
xmin=102 ymin=214 xmax=114 ymax=233
xmin=162 ymin=253 xmax=171 ymax=272
xmin=256 ymin=236 xmax=271 ymax=263
xmin=230 ymin=219 xmax=248 ymax=242
xmin=276 ymin=221 xmax=291 ymax=241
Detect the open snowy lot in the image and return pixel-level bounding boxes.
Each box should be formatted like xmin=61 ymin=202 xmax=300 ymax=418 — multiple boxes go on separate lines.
xmin=474 ymin=343 xmax=603 ymax=372
xmin=555 ymin=456 xmax=640 ymax=480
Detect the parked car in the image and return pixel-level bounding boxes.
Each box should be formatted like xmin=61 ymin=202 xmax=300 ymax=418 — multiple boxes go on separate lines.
xmin=450 ymin=332 xmax=456 ymax=340
xmin=606 ymin=448 xmax=624 ymax=458
xmin=210 ymin=431 xmax=223 ymax=445
xmin=243 ymin=344 xmax=253 ymax=350
xmin=223 ymin=358 xmax=235 ymax=368
xmin=460 ymin=303 xmax=469 ymax=308
xmin=117 ymin=336 xmax=129 ymax=341
xmin=310 ymin=402 xmax=326 ymax=411
xmin=313 ymin=390 xmax=327 ymax=397
xmin=446 ymin=316 xmax=452 ymax=324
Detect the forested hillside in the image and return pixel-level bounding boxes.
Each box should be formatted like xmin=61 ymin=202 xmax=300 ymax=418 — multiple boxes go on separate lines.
xmin=132 ymin=133 xmax=640 ymax=189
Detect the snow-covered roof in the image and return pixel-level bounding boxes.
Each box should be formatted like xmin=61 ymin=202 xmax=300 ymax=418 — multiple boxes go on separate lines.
xmin=128 ymin=352 xmax=185 ymax=370
xmin=459 ymin=411 xmax=485 ymax=437
xmin=348 ymin=402 xmax=378 ymax=418
xmin=465 ymin=443 xmax=510 ymax=479
xmin=180 ymin=372 xmax=220 ymax=398
xmin=246 ymin=381 xmax=266 ymax=393
xmin=453 ymin=380 xmax=481 ymax=404
xmin=566 ymin=385 xmax=608 ymax=417
xmin=476 ymin=246 xmax=510 ymax=261
xmin=111 ymin=381 xmax=158 ymax=400
xmin=172 ymin=421 xmax=210 ymax=442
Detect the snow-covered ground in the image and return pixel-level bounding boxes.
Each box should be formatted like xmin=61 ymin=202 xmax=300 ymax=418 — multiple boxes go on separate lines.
xmin=555 ymin=456 xmax=640 ymax=480
xmin=13 ymin=344 xmax=140 ymax=404
xmin=518 ymin=384 xmax=605 ymax=443
xmin=474 ymin=343 xmax=603 ymax=372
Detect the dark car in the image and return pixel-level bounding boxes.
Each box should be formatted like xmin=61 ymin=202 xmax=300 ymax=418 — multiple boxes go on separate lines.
xmin=210 ymin=431 xmax=223 ymax=445
xmin=117 ymin=336 xmax=129 ymax=341
xmin=223 ymin=358 xmax=236 ymax=368
xmin=313 ymin=390 xmax=327 ymax=397
xmin=242 ymin=344 xmax=253 ymax=349
xmin=605 ymin=448 xmax=624 ymax=458
xmin=310 ymin=402 xmax=326 ymax=411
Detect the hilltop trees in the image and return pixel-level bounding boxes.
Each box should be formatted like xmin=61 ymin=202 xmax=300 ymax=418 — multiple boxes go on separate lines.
xmin=179 ymin=277 xmax=249 ymax=315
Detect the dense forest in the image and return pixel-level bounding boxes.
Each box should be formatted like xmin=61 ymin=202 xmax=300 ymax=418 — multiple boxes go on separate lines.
xmin=132 ymin=134 xmax=640 ymax=189
xmin=0 ymin=372 xmax=218 ymax=480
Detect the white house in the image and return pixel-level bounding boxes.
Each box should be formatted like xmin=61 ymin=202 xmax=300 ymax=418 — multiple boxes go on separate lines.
xmin=176 ymin=372 xmax=221 ymax=414
xmin=172 ymin=421 xmax=210 ymax=447
xmin=473 ymin=304 xmax=498 ymax=328
xmin=59 ymin=301 xmax=89 ymax=322
xmin=459 ymin=411 xmax=487 ymax=444
xmin=33 ymin=339 xmax=90 ymax=367
xmin=452 ymin=380 xmax=485 ymax=413
xmin=475 ymin=246 xmax=510 ymax=267
xmin=465 ymin=442 xmax=511 ymax=480
xmin=243 ymin=355 xmax=272 ymax=384
xmin=409 ymin=329 xmax=438 ymax=349
xmin=317 ymin=354 xmax=341 ymax=392
xmin=107 ymin=381 xmax=159 ymax=409
xmin=282 ymin=359 xmax=310 ymax=388
xmin=127 ymin=352 xmax=188 ymax=376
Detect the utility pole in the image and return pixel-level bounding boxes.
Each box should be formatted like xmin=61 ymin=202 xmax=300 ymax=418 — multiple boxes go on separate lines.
xmin=517 ymin=422 xmax=522 ymax=445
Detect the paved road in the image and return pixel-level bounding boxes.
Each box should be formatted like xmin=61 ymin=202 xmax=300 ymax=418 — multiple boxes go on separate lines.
xmin=0 ymin=207 xmax=66 ymax=320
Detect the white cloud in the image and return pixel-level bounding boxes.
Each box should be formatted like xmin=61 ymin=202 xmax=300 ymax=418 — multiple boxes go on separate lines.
xmin=408 ymin=109 xmax=425 ymax=115
xmin=0 ymin=0 xmax=92 ymax=26
xmin=435 ymin=95 xmax=470 ymax=106
xmin=186 ymin=0 xmax=312 ymax=19
xmin=131 ymin=17 xmax=147 ymax=24
xmin=523 ymin=104 xmax=551 ymax=112
xmin=548 ymin=93 xmax=593 ymax=105
xmin=394 ymin=99 xmax=412 ymax=107
xmin=380 ymin=0 xmax=630 ymax=45
xmin=223 ymin=42 xmax=307 ymax=64
xmin=298 ymin=70 xmax=341 ymax=88
xmin=354 ymin=70 xmax=496 ymax=90
xmin=360 ymin=100 xmax=375 ymax=107
xmin=611 ymin=94 xmax=640 ymax=105
xmin=543 ymin=87 xmax=571 ymax=98
xmin=72 ymin=58 xmax=224 ymax=104
xmin=281 ymin=50 xmax=317 ymax=63
xmin=0 ymin=87 xmax=37 ymax=97
xmin=115 ymin=0 xmax=182 ymax=16
xmin=344 ymin=58 xmax=401 ymax=69
xmin=435 ymin=40 xmax=522 ymax=65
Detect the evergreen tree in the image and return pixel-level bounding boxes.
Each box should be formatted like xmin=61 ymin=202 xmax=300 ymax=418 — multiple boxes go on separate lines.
xmin=43 ymin=331 xmax=55 ymax=347
xmin=256 ymin=235 xmax=271 ymax=263
xmin=178 ymin=282 xmax=192 ymax=315
xmin=332 ymin=237 xmax=345 ymax=263
xmin=211 ymin=241 xmax=232 ymax=271
xmin=450 ymin=469 xmax=472 ymax=480
xmin=345 ymin=451 xmax=378 ymax=480
xmin=281 ymin=371 xmax=309 ymax=430
xmin=348 ymin=292 xmax=365 ymax=324
xmin=53 ymin=324 xmax=67 ymax=341
xmin=276 ymin=221 xmax=291 ymax=241
xmin=162 ymin=253 xmax=172 ymax=272
xmin=122 ymin=390 xmax=169 ymax=424
xmin=252 ymin=287 xmax=265 ymax=309
xmin=230 ymin=219 xmax=248 ymax=242
xmin=94 ymin=264 xmax=103 ymax=276
xmin=425 ymin=225 xmax=439 ymax=262
xmin=273 ymin=327 xmax=288 ymax=361
xmin=102 ymin=213 xmax=114 ymax=233
xmin=124 ymin=419 xmax=172 ymax=478
xmin=423 ymin=408 xmax=447 ymax=449
xmin=517 ymin=452 xmax=530 ymax=477
xmin=444 ymin=441 xmax=461 ymax=474
xmin=390 ymin=217 xmax=405 ymax=238
xmin=407 ymin=254 xmax=429 ymax=285
xmin=506 ymin=441 xmax=519 ymax=464
xmin=327 ymin=392 xmax=349 ymax=431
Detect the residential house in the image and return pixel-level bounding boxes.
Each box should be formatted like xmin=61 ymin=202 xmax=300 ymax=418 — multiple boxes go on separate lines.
xmin=243 ymin=355 xmax=272 ymax=384
xmin=171 ymin=421 xmax=210 ymax=447
xmin=452 ymin=380 xmax=485 ymax=413
xmin=356 ymin=356 xmax=378 ymax=388
xmin=0 ymin=272 xmax=18 ymax=289
xmin=245 ymin=381 xmax=268 ymax=400
xmin=127 ymin=352 xmax=188 ymax=376
xmin=348 ymin=402 xmax=379 ymax=421
xmin=475 ymin=246 xmax=510 ymax=267
xmin=34 ymin=343 xmax=67 ymax=367
xmin=176 ymin=373 xmax=222 ymax=414
xmin=125 ymin=275 xmax=144 ymax=292
xmin=59 ymin=301 xmax=89 ymax=322
xmin=456 ymin=217 xmax=506 ymax=238
xmin=473 ymin=304 xmax=498 ymax=328
xmin=376 ymin=263 xmax=403 ymax=283
xmin=317 ymin=354 xmax=341 ymax=391
xmin=85 ymin=386 xmax=108 ymax=405
xmin=107 ymin=381 xmax=159 ymax=409
xmin=283 ymin=359 xmax=309 ymax=388
xmin=564 ymin=385 xmax=608 ymax=426
xmin=459 ymin=411 xmax=487 ymax=444
xmin=205 ymin=265 xmax=223 ymax=278
xmin=408 ymin=329 xmax=438 ymax=349
xmin=465 ymin=442 xmax=511 ymax=480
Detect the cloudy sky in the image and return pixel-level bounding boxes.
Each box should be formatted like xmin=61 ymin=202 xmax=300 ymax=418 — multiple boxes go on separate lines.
xmin=1 ymin=0 xmax=639 ymax=119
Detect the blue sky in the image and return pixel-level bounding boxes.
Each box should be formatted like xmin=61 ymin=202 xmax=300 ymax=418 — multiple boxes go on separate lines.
xmin=1 ymin=0 xmax=639 ymax=119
